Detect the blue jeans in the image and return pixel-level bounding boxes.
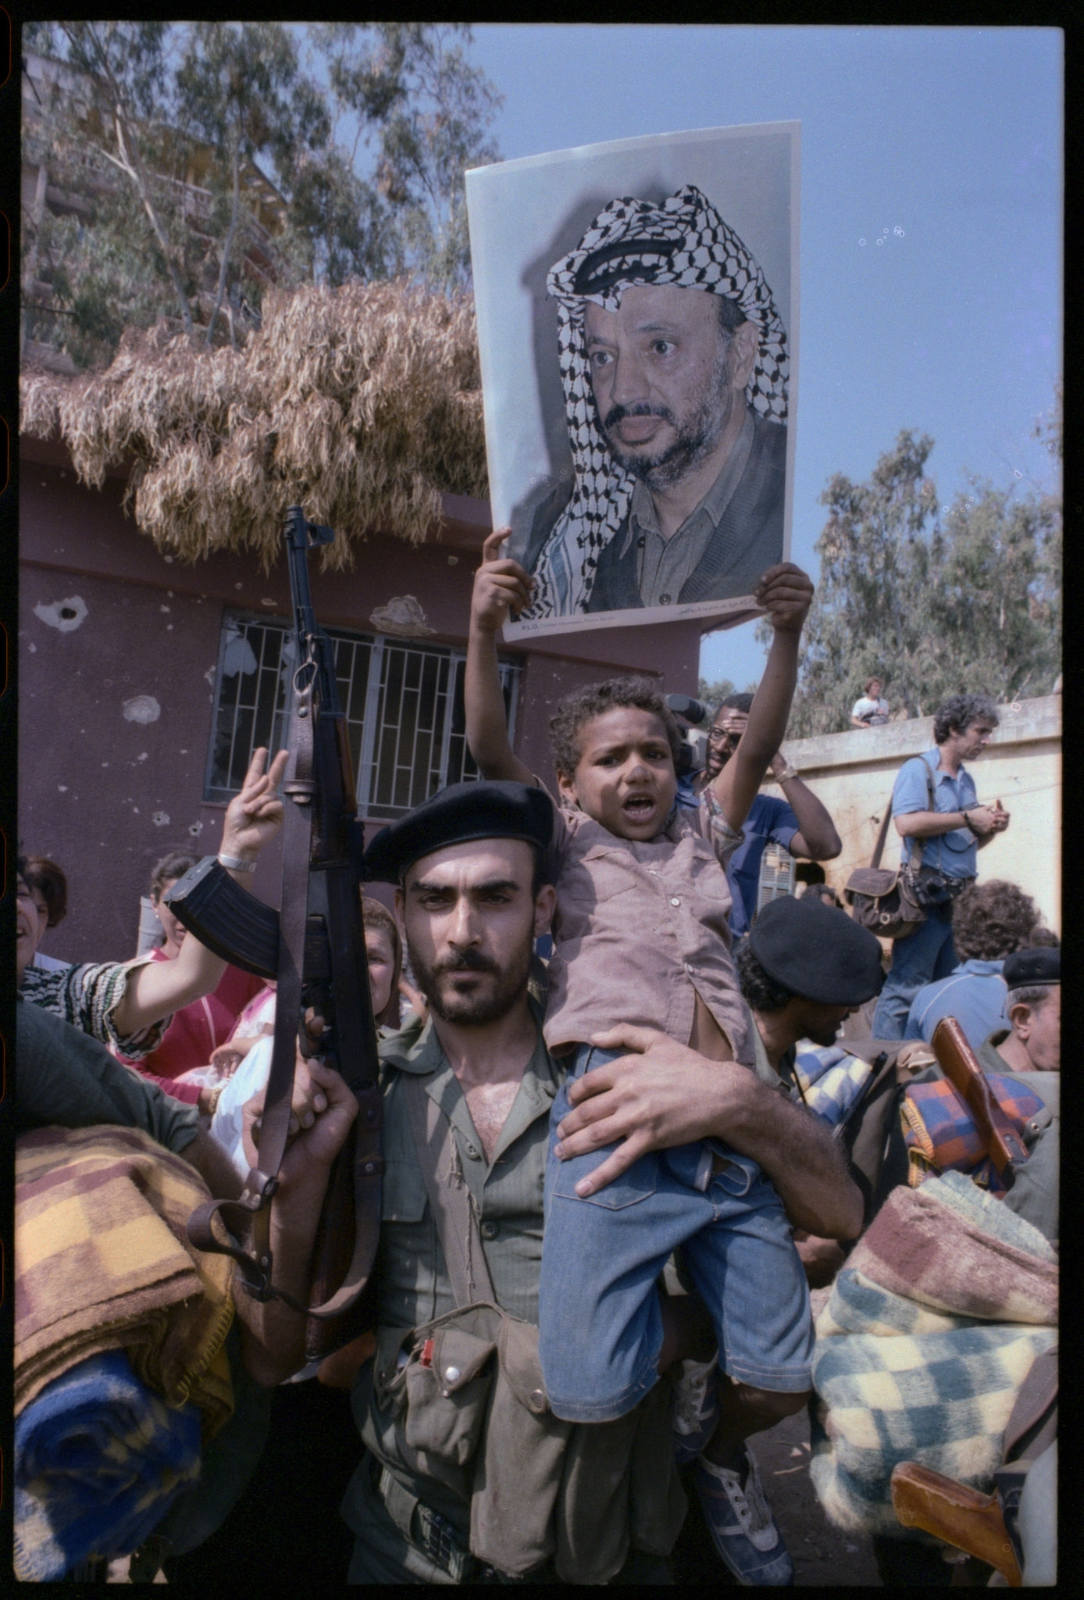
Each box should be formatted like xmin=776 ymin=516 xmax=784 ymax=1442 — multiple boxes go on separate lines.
xmin=871 ymin=902 xmax=958 ymax=1039
xmin=538 ymin=1048 xmax=813 ymax=1424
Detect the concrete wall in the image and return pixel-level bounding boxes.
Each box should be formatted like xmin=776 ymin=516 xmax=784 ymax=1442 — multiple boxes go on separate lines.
xmin=781 ymin=700 xmax=1062 ymax=934
xmin=19 ymin=443 xmax=703 ymax=963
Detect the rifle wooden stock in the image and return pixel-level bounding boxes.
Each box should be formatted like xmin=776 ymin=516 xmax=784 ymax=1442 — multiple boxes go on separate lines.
xmin=931 ymin=1017 xmax=1028 ymax=1186
xmin=891 ymin=1462 xmax=1022 ymax=1585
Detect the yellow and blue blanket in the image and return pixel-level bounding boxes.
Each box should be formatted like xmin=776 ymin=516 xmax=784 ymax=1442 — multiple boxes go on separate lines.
xmin=810 ymin=1171 xmax=1057 ymax=1535
xmin=15 ymin=1124 xmax=235 ymax=1438
xmin=13 ymin=1348 xmax=202 ymax=1581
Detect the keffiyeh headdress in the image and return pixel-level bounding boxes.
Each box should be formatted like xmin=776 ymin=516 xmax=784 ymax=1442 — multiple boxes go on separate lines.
xmin=525 ymin=185 xmax=788 ymax=619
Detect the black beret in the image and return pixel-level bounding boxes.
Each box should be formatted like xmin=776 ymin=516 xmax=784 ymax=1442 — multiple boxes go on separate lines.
xmin=748 ymin=895 xmax=885 ymax=1005
xmin=364 ymin=781 xmax=553 ymax=885
xmin=1003 ymin=947 xmax=1060 ymax=989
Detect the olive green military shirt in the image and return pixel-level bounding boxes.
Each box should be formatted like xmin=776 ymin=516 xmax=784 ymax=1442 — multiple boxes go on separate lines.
xmin=374 ymin=1005 xmax=562 ymax=1332
xmin=344 ymin=999 xmax=785 ymax=1556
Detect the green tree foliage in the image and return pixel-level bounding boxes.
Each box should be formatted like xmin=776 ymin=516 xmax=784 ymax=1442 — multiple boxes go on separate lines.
xmin=22 ymin=21 xmax=501 ymax=368
xmin=785 ymin=428 xmax=1062 ymax=736
xmin=309 ymin=23 xmax=502 ymax=292
xmin=697 ymin=677 xmax=736 ymax=707
xmin=697 ymin=677 xmax=762 ymax=710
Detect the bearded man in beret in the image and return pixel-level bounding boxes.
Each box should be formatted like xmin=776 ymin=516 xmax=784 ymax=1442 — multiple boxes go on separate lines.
xmin=340 ymin=779 xmax=862 ymax=1585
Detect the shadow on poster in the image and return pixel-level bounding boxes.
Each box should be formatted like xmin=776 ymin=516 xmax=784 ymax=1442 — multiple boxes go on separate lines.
xmin=466 ymin=122 xmax=799 ymax=642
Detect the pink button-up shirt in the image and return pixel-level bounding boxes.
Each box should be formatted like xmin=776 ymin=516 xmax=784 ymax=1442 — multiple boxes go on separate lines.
xmin=543 ymin=797 xmax=755 ymax=1066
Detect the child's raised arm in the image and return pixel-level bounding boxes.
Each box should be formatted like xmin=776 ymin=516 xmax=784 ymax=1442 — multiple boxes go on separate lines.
xmin=465 ymin=528 xmax=535 ymax=784
xmin=708 ymin=563 xmax=813 ymax=832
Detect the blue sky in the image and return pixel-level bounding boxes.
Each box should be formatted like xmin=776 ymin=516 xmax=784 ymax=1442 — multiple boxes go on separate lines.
xmin=467 ymin=24 xmax=1063 ymax=692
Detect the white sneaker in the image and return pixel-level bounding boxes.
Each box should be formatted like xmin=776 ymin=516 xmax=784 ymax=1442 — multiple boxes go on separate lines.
xmin=672 ymin=1354 xmax=719 ymax=1464
xmin=694 ymin=1447 xmax=794 ymax=1585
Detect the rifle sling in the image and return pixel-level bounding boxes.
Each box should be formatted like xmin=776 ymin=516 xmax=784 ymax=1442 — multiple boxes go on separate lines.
xmin=188 ymin=681 xmax=316 ymax=1299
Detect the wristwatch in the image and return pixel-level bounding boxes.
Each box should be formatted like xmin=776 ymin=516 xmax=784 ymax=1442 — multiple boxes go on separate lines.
xmin=775 ymin=763 xmax=800 ymax=783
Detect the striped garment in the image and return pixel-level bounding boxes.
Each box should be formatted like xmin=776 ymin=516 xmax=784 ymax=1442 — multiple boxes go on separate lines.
xmin=901 ymin=1072 xmax=1046 ymax=1193
xmin=20 ymin=959 xmax=169 ymax=1059
xmin=16 ymin=1124 xmax=235 ymax=1439
xmin=14 ymin=1349 xmax=202 ymax=1581
xmin=810 ymin=1172 xmax=1057 ymax=1534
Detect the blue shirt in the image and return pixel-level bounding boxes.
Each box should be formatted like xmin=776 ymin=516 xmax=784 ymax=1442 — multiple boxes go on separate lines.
xmin=726 ymin=793 xmax=799 ymax=936
xmin=903 ymin=959 xmax=1008 ymax=1049
xmin=892 ymin=749 xmax=978 ymax=879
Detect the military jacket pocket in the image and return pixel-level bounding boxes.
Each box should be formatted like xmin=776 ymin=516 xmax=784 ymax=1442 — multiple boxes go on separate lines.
xmin=403 ymin=1323 xmax=498 ymax=1466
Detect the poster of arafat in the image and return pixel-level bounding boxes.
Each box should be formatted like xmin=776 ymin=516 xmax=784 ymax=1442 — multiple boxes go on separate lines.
xmin=466 ymin=122 xmax=798 ymax=640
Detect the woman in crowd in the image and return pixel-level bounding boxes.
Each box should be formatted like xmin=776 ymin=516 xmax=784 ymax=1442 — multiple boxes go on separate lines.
xmin=208 ymin=895 xmax=401 ymax=1176
xmin=24 ymin=855 xmax=70 ymax=973
xmin=17 ymin=749 xmax=288 ymax=1075
xmin=114 ymin=850 xmax=266 ymax=1105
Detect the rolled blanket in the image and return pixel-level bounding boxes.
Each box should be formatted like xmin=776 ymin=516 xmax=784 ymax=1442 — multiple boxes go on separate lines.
xmin=13 ymin=1348 xmax=202 ymax=1581
xmin=810 ymin=1171 xmax=1058 ymax=1535
xmin=845 ymin=1169 xmax=1057 ymax=1324
xmin=901 ymin=1072 xmax=1046 ymax=1194
xmin=794 ymin=1046 xmax=875 ymax=1127
xmin=810 ymin=1273 xmax=1056 ymax=1535
xmin=16 ymin=1124 xmax=235 ymax=1437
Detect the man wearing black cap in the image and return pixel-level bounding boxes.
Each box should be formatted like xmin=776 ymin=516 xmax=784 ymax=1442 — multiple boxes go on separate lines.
xmin=984 ymin=947 xmax=1059 ymax=1245
xmin=980 ymin=947 xmax=1060 ymax=1078
xmin=731 ymin=895 xmax=886 ymax=1287
xmin=735 ymin=895 xmax=886 ymax=1080
xmin=341 ymin=780 xmax=863 ymax=1584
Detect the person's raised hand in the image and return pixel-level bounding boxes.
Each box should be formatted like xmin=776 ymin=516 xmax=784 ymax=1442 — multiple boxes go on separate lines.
xmin=220 ymin=746 xmax=289 ymax=867
xmin=241 ymin=1045 xmax=331 ymax=1171
xmin=471 ymin=528 xmax=534 ymax=633
xmin=754 ymin=563 xmax=814 ymax=634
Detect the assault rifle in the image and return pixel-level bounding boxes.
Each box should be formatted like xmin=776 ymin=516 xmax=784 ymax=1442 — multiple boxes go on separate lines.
xmin=164 ymin=507 xmax=383 ymax=1356
xmin=930 ymin=1016 xmax=1029 ymax=1189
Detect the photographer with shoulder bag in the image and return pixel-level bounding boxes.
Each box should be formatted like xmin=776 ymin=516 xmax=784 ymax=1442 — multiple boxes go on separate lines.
xmin=868 ymin=695 xmax=1009 ymax=1041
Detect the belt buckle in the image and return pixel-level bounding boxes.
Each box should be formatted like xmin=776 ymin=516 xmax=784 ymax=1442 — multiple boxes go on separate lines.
xmin=416 ymin=1501 xmax=478 ymax=1583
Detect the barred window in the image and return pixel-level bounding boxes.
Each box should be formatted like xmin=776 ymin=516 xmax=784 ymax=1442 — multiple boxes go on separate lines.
xmin=206 ymin=613 xmax=519 ymax=819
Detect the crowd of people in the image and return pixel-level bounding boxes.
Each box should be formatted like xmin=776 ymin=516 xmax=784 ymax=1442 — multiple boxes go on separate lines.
xmin=13 ymin=544 xmax=1058 ymax=1587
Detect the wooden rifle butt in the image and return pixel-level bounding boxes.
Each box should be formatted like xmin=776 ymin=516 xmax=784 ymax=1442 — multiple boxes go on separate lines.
xmin=890 ymin=1461 xmax=1022 ymax=1585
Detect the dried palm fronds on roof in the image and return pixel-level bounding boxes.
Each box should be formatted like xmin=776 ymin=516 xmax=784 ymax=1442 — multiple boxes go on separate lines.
xmin=19 ymin=279 xmax=488 ymax=569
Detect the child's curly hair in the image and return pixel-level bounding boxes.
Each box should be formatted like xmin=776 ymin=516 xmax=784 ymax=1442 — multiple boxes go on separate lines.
xmin=548 ymin=677 xmax=684 ymax=778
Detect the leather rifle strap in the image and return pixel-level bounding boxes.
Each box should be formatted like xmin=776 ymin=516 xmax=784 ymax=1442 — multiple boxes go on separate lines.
xmin=404 ymin=1075 xmax=495 ymax=1309
xmin=188 ymin=677 xmax=316 ymax=1294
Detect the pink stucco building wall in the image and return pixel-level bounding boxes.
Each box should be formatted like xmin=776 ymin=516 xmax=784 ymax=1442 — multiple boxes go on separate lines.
xmin=19 ymin=438 xmax=702 ymax=964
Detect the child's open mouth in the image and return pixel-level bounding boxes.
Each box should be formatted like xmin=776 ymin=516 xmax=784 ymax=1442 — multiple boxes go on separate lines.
xmin=623 ymin=793 xmax=656 ymax=819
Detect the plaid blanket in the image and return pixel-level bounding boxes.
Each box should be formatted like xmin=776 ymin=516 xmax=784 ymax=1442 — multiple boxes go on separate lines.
xmin=16 ymin=1124 xmax=235 ymax=1438
xmin=810 ymin=1171 xmax=1058 ymax=1534
xmin=13 ymin=1349 xmax=202 ymax=1581
xmin=794 ymin=1046 xmax=875 ymax=1126
xmin=901 ymin=1072 xmax=1046 ymax=1193
xmin=845 ymin=1169 xmax=1057 ymax=1324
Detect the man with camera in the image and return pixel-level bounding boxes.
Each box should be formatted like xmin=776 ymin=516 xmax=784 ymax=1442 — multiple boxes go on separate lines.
xmin=870 ymin=693 xmax=1010 ymax=1039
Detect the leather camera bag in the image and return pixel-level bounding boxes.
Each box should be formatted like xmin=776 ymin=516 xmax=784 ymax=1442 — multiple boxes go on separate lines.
xmin=845 ymin=763 xmax=935 ymax=939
